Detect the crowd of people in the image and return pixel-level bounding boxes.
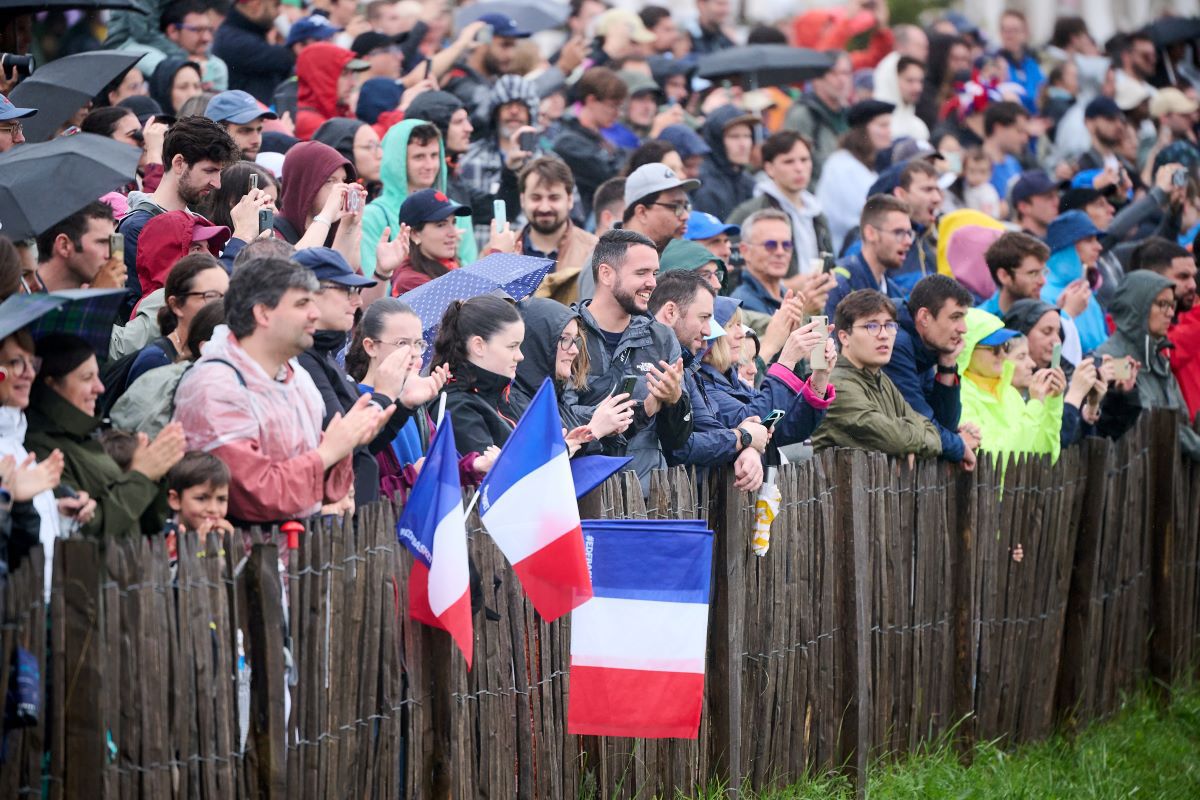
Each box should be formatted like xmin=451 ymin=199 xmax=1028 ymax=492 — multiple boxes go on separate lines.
xmin=3 ymin=1 xmax=1200 ymax=588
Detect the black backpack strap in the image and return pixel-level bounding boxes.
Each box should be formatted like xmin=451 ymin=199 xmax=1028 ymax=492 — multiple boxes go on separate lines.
xmin=203 ymin=358 xmax=246 ymax=387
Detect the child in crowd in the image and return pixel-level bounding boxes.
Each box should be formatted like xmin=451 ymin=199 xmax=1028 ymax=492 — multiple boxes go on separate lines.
xmin=98 ymin=430 xmax=139 ymax=472
xmin=961 ymin=149 xmax=1003 ymax=219
xmin=166 ymin=451 xmax=234 ymax=538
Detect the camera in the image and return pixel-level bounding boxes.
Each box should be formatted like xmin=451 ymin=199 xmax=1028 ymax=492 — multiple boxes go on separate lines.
xmin=0 ymin=53 xmax=34 ymax=79
xmin=1172 ymin=168 xmax=1189 ymax=188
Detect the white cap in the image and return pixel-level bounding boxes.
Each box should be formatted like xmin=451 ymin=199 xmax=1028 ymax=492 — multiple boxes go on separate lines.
xmin=624 ymin=163 xmax=701 ymax=207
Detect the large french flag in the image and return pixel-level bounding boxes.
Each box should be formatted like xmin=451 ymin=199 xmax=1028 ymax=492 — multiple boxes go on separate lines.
xmin=478 ymin=378 xmax=592 ymax=622
xmin=567 ymin=519 xmax=714 ymax=739
xmin=396 ymin=415 xmax=473 ymax=667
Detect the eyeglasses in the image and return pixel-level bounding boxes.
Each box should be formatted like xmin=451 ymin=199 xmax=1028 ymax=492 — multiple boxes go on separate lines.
xmin=980 ymin=340 xmax=1014 ymax=355
xmin=0 ymin=121 xmax=22 ymax=137
xmin=180 ymin=23 xmax=215 ymax=34
xmin=1153 ymin=299 xmax=1176 ymax=313
xmin=0 ymin=355 xmax=41 ymax=377
xmin=183 ymin=290 xmax=225 ymax=302
xmin=354 ymin=141 xmax=383 ymax=153
xmin=748 ymin=239 xmax=794 ymax=253
xmin=651 ymin=201 xmax=692 ymax=218
xmin=557 ymin=334 xmax=583 ymax=352
xmin=697 ymin=265 xmax=726 ymax=281
xmin=876 ymin=227 xmax=916 ymax=241
xmin=319 ymin=283 xmax=364 ymax=297
xmin=372 ymin=337 xmax=429 ymax=355
xmin=853 ymin=321 xmax=899 ymax=337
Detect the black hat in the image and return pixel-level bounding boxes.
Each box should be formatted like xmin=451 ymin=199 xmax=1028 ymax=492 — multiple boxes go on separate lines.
xmin=1084 ymin=96 xmax=1124 ymax=120
xmin=399 ymin=189 xmax=471 ymax=227
xmin=846 ymin=99 xmax=895 ymax=129
xmin=352 ymin=31 xmax=397 ymax=58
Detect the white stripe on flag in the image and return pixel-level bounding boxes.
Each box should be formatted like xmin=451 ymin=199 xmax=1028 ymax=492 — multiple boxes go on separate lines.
xmin=481 ymin=450 xmax=580 ymax=564
xmin=570 ymin=597 xmax=708 ymax=674
xmin=428 ymin=506 xmax=469 ymax=616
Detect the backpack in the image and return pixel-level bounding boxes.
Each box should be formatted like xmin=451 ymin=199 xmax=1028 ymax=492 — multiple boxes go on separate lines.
xmin=98 ymin=336 xmax=176 ymax=420
xmin=109 ymin=357 xmax=245 ymax=437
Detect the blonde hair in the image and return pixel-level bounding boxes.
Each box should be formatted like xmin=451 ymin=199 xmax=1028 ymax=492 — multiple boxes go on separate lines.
xmin=568 ymin=329 xmax=591 ymax=391
xmin=703 ymin=308 xmax=742 ymax=373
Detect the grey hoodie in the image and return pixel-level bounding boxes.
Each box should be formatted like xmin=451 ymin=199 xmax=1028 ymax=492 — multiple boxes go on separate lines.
xmin=1095 ymin=270 xmax=1200 ymax=461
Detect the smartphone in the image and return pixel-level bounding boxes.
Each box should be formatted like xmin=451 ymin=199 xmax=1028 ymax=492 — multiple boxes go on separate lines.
xmin=518 ymin=131 xmax=537 ymax=152
xmin=1113 ymin=357 xmax=1132 ymax=381
xmin=820 ymin=251 xmax=836 ymax=274
xmin=1173 ymin=168 xmax=1189 ymax=188
xmin=493 ymin=198 xmax=507 ymax=231
xmin=344 ymin=185 xmax=363 ymax=214
xmin=53 ymin=483 xmax=79 ymax=500
xmin=763 ymin=409 xmax=785 ymax=429
xmin=618 ymin=375 xmax=638 ymax=397
xmin=249 ymin=172 xmax=259 ymax=192
xmin=109 ymin=232 xmax=124 ymax=260
xmin=476 ymin=23 xmax=493 ymax=44
xmin=1050 ymin=343 xmax=1062 ymax=371
xmin=809 ymin=315 xmax=828 ymax=369
xmin=258 ymin=207 xmax=274 ymax=234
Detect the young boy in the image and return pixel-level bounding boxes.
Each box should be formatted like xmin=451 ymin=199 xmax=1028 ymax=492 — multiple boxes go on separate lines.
xmin=166 ymin=451 xmax=234 ymax=539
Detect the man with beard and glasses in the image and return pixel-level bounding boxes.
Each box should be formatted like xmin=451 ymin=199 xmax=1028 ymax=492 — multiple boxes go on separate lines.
xmin=566 ymin=229 xmax=691 ymax=492
xmin=1134 ymin=237 xmax=1200 ymax=421
xmin=517 ymin=157 xmax=596 ymax=305
xmin=621 ymin=163 xmax=699 ymax=253
xmin=119 ymin=116 xmax=239 ymax=300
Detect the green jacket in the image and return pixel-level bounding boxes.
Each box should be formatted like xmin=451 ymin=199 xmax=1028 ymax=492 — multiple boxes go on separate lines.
xmin=812 ymin=355 xmax=942 ymax=457
xmin=360 ymin=118 xmax=477 ymax=277
xmin=24 ymin=384 xmax=163 ymax=539
xmin=781 ymin=94 xmax=848 ymax=184
xmin=958 ymin=308 xmax=1062 ymax=462
xmin=1094 ymin=271 xmax=1200 ymax=462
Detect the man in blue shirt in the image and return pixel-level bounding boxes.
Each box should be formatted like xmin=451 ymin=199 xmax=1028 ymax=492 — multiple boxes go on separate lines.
xmin=978 ymin=232 xmax=1049 ymax=316
xmin=730 ymin=208 xmax=792 ymax=314
xmin=983 ymin=101 xmax=1030 ymax=199
xmin=884 ymin=275 xmax=979 ymax=469
xmin=825 ymin=195 xmax=912 ymax=321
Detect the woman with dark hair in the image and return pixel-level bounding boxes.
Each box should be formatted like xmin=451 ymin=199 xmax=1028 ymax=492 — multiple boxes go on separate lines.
xmin=0 ymin=236 xmax=22 ymax=300
xmin=197 ymin=161 xmax=280 ymax=233
xmin=81 ymin=105 xmax=166 ymax=194
xmin=125 ymin=253 xmax=229 ymax=386
xmin=150 ymin=59 xmax=203 ymax=116
xmin=313 ymin=118 xmax=384 ymax=197
xmin=274 ymin=141 xmax=365 ymax=258
xmin=25 ymin=334 xmax=185 ymax=538
xmin=623 ymin=139 xmax=685 ymax=178
xmin=433 ymin=295 xmax=525 ymax=462
xmin=815 ymin=100 xmax=894 ymax=251
xmin=916 ymin=33 xmax=972 ymax=129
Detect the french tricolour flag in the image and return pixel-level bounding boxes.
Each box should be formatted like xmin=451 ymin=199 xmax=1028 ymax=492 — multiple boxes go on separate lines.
xmin=396 ymin=415 xmax=472 ymax=667
xmin=567 ymin=519 xmax=714 ymax=739
xmin=478 ymin=378 xmax=592 ymax=622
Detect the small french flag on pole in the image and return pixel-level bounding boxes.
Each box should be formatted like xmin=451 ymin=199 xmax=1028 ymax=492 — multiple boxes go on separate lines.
xmin=396 ymin=415 xmax=473 ymax=667
xmin=567 ymin=519 xmax=714 ymax=739
xmin=478 ymin=378 xmax=593 ymax=622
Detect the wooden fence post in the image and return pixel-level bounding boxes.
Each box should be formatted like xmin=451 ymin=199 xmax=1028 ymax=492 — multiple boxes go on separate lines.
xmin=1147 ymin=408 xmax=1181 ymax=689
xmin=833 ymin=451 xmax=871 ymax=798
xmin=950 ymin=465 xmax=977 ymax=752
xmin=706 ymin=469 xmax=745 ymax=798
xmin=244 ymin=544 xmax=286 ymax=799
xmin=58 ymin=539 xmax=105 ymax=799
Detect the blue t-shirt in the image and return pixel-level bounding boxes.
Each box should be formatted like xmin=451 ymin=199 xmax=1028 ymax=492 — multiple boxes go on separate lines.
xmin=990 ymin=155 xmax=1023 ymax=200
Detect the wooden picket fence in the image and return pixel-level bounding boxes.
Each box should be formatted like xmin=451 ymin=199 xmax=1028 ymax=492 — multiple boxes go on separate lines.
xmin=1 ymin=410 xmax=1198 ymax=799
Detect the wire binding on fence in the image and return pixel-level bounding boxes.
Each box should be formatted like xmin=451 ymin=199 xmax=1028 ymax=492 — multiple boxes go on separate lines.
xmin=452 ymin=669 xmax=570 ymax=704
xmin=742 ymin=629 xmax=841 ymax=662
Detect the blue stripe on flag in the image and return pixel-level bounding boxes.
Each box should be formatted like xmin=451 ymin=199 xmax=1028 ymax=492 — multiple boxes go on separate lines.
xmin=396 ymin=414 xmax=463 ymax=569
xmin=580 ymin=520 xmax=713 ymax=604
xmin=477 ymin=379 xmax=568 ymax=511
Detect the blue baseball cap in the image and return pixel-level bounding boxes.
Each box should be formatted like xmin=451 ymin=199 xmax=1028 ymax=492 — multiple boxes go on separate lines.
xmin=477 ymin=13 xmax=532 ymax=38
xmin=205 ymin=90 xmax=277 ymax=124
xmin=399 ymin=189 xmax=471 ymax=227
xmin=293 ymin=247 xmax=378 ymax=288
xmin=1084 ymin=96 xmax=1124 ymax=120
xmin=286 ymin=15 xmax=340 ymax=47
xmin=978 ymin=328 xmax=1022 ymax=347
xmin=684 ymin=211 xmax=739 ymax=241
xmin=1010 ymin=170 xmax=1058 ymax=205
xmin=0 ymin=92 xmax=36 ymax=121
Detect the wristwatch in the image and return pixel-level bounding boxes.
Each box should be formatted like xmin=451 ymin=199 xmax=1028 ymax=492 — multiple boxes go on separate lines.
xmin=736 ymin=428 xmax=753 ymax=450
xmin=936 ymin=364 xmax=958 ymax=375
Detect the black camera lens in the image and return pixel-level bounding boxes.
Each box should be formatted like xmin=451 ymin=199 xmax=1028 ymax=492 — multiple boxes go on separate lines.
xmin=0 ymin=53 xmax=34 ymax=78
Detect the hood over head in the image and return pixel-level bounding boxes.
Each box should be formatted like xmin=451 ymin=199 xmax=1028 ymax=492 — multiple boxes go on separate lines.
xmin=356 ymin=77 xmax=403 ymax=125
xmin=484 ymin=75 xmax=540 ymax=131
xmin=312 ymin=117 xmax=365 ymax=164
xmin=404 ymin=90 xmax=465 ymax=139
xmin=515 ymin=296 xmax=579 ymax=396
xmin=135 ymin=210 xmax=229 ymax=297
xmin=278 ymin=140 xmax=356 ymax=234
xmin=658 ymin=123 xmax=711 ymax=159
xmin=150 ymin=58 xmax=202 ymax=115
xmin=660 ymin=238 xmax=723 ymax=273
xmin=1109 ymin=269 xmax=1173 ymax=341
xmin=297 ymin=42 xmax=359 ymax=120
xmin=957 ymin=307 xmax=1012 ymax=376
xmin=1002 ymin=298 xmax=1060 ymax=337
xmin=377 ymin=117 xmax=446 ymax=207
xmin=701 ymin=105 xmax=758 ymax=170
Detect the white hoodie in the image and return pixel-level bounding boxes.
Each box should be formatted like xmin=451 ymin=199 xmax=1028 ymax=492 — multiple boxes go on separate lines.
xmin=755 ymin=174 xmax=824 ymax=267
xmin=0 ymin=406 xmax=61 ymax=601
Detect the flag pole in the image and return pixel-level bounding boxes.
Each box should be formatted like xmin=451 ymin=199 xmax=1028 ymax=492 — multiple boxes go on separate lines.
xmin=463 ymin=489 xmax=481 ymax=518
xmin=435 ymin=392 xmax=448 ymax=427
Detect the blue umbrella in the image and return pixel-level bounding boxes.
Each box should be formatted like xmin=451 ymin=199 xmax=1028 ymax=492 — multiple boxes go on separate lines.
xmin=0 ymin=289 xmax=128 ymax=361
xmin=400 ymin=252 xmax=554 ymax=356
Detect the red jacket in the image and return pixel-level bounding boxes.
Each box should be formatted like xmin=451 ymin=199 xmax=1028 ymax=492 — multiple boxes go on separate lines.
xmin=295 ymin=42 xmax=357 ymax=141
xmin=1171 ymin=307 xmax=1200 ymax=423
xmin=792 ymin=9 xmax=895 ymax=71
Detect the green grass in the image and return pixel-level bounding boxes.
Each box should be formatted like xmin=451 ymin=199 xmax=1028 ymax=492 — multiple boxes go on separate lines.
xmin=680 ymin=683 xmax=1200 ymax=799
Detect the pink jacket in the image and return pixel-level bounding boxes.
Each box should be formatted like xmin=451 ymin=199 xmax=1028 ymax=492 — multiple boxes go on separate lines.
xmin=173 ymin=327 xmax=352 ymax=522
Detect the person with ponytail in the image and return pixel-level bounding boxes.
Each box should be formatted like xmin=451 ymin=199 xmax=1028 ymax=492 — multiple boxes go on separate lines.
xmin=433 ymin=295 xmax=525 ymax=467
xmin=127 ymin=253 xmax=229 ymax=386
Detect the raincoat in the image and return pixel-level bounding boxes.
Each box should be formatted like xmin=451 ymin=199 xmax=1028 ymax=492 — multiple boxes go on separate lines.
xmin=1172 ymin=306 xmax=1200 ymax=421
xmin=1094 ymin=271 xmax=1200 ymax=462
xmin=360 ymin=119 xmax=477 ymax=277
xmin=697 ymin=361 xmax=833 ymax=447
xmin=274 ymin=141 xmax=356 ymax=246
xmin=1041 ymin=245 xmax=1109 ymax=355
xmin=294 ymin=43 xmax=358 ymax=141
xmin=442 ymin=362 xmax=521 ymax=457
xmin=692 ymin=106 xmax=758 ymax=221
xmin=149 ymin=59 xmax=201 ymax=115
xmin=957 ymin=308 xmax=1063 ymax=462
xmin=172 ymin=326 xmax=353 ymax=523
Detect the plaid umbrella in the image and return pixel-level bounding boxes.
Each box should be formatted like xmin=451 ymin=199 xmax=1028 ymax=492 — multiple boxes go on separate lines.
xmin=400 ymin=252 xmax=553 ymax=358
xmin=0 ymin=289 xmax=128 ymax=361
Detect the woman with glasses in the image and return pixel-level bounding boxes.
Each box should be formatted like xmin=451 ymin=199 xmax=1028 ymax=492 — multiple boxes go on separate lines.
xmin=511 ymin=297 xmax=635 ymax=455
xmin=313 ymin=118 xmax=384 ymax=198
xmin=957 ymin=307 xmax=1065 ymax=461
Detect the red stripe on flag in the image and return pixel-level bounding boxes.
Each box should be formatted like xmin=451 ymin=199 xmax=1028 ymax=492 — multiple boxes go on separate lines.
xmin=567 ymin=665 xmax=704 ymax=739
xmin=408 ymin=561 xmax=474 ymax=668
xmin=407 ymin=561 xmax=439 ymax=627
xmin=514 ymin=525 xmax=593 ymax=622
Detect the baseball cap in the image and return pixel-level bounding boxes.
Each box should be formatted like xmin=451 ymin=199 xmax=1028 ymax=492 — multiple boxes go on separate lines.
xmin=191 ymin=221 xmax=232 ymax=250
xmin=117 ymin=95 xmax=171 ymax=127
xmin=476 ymin=12 xmax=532 ymax=38
xmin=1150 ymin=87 xmax=1200 ymax=118
xmin=1114 ymin=74 xmax=1151 ymax=112
xmin=978 ymin=328 xmax=1021 ymax=347
xmin=205 ymin=90 xmax=277 ymax=124
xmin=684 ymin=211 xmax=739 ymax=240
xmin=285 ymin=15 xmax=340 ymax=47
xmin=399 ymin=189 xmax=471 ymax=227
xmin=1084 ymin=96 xmax=1124 ymax=120
xmin=618 ymin=70 xmax=663 ymax=101
xmin=0 ymin=92 xmax=36 ymax=121
xmin=293 ymin=247 xmax=378 ymax=287
xmin=352 ymin=31 xmax=398 ymax=58
xmin=891 ymin=137 xmax=941 ymax=164
xmin=1010 ymin=170 xmax=1058 ymax=206
xmin=595 ymin=9 xmax=656 ymax=45
xmin=624 ymin=163 xmax=701 ymax=206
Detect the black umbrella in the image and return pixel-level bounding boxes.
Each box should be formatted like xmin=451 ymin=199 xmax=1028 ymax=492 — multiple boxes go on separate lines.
xmin=9 ymin=51 xmax=142 ymax=143
xmin=454 ymin=0 xmax=568 ymax=33
xmin=0 ymin=0 xmax=143 ymax=11
xmin=1145 ymin=16 xmax=1200 ymax=48
xmin=696 ymin=45 xmax=837 ymax=90
xmin=0 ymin=133 xmax=140 ymax=241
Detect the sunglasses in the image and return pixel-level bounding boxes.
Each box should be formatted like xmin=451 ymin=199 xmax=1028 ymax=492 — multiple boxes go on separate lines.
xmin=749 ymin=239 xmax=794 ymax=253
